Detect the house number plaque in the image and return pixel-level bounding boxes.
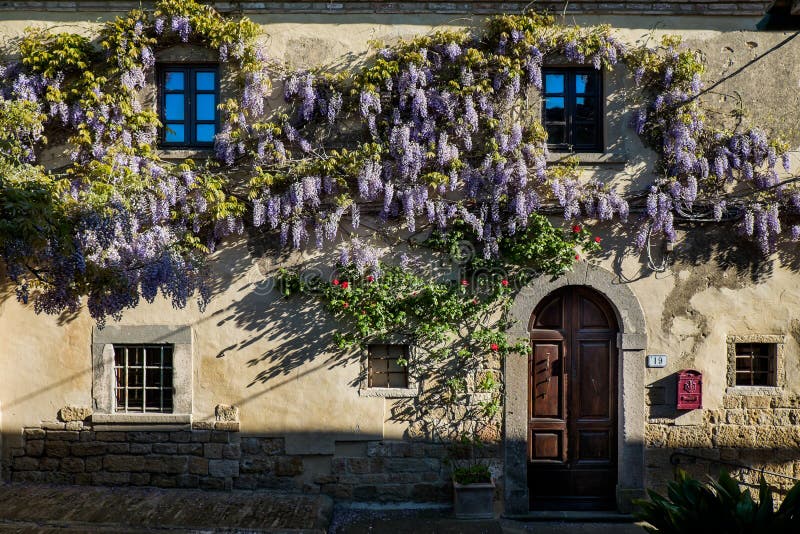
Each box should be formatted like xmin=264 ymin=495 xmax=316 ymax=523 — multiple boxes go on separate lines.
xmin=646 ymin=354 xmax=667 ymax=368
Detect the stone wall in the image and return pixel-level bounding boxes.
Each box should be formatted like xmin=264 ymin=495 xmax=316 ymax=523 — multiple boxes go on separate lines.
xmin=4 ymin=419 xmax=488 ymax=502
xmin=646 ymin=393 xmax=800 ymax=496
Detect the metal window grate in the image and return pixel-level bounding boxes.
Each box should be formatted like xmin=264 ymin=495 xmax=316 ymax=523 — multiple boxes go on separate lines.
xmin=113 ymin=345 xmax=174 ymax=413
xmin=368 ymin=344 xmax=409 ymax=388
xmin=735 ymin=343 xmax=776 ymax=386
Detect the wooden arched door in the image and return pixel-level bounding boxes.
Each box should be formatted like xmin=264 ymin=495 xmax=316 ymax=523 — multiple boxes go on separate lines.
xmin=528 ymin=286 xmax=618 ymax=510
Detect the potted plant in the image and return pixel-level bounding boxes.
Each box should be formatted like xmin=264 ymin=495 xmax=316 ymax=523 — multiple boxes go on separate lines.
xmin=449 ymin=436 xmax=495 ymax=519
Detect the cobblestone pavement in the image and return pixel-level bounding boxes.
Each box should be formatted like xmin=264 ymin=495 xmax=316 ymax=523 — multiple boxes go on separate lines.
xmin=0 ymin=483 xmax=331 ymax=533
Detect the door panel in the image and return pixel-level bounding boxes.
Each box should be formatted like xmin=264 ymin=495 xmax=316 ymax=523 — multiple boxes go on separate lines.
xmin=528 ymin=287 xmax=618 ymax=510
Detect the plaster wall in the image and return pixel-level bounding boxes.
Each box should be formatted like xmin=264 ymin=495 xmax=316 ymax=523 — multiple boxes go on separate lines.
xmin=2 ymin=9 xmax=800 ymax=504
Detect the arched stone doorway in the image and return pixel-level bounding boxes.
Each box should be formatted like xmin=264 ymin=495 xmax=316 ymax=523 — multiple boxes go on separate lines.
xmin=503 ymin=262 xmax=647 ymax=514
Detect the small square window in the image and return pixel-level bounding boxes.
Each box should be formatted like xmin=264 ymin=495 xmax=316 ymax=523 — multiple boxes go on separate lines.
xmin=542 ymin=68 xmax=602 ymax=152
xmin=159 ymin=65 xmax=218 ymax=147
xmin=734 ymin=343 xmax=776 ymax=386
xmin=113 ymin=345 xmax=174 ymax=413
xmin=368 ymin=344 xmax=409 ymax=388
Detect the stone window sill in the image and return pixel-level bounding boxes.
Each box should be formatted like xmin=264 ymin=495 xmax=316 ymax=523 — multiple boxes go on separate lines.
xmin=91 ymin=413 xmax=192 ymax=424
xmin=725 ymin=386 xmax=783 ymax=396
xmin=156 ymin=148 xmax=214 ymax=160
xmin=359 ymin=387 xmax=418 ymax=398
xmin=546 ymin=152 xmax=626 ymax=165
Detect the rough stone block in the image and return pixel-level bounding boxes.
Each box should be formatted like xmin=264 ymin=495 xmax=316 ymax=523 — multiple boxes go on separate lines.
xmin=151 ymin=474 xmax=177 ymax=488
xmin=65 ymin=422 xmax=84 ymax=431
xmin=95 ymin=432 xmax=127 ymax=442
xmin=129 ymin=431 xmax=169 ymax=443
xmin=38 ymin=457 xmax=60 ymax=471
xmin=189 ymin=457 xmax=209 ymax=475
xmin=71 ymin=442 xmax=106 ymax=456
xmin=742 ymin=396 xmax=771 ymax=409
xmin=191 ymin=422 xmax=215 ymax=431
xmin=13 ymin=457 xmax=40 ymax=471
xmin=143 ymin=455 xmax=188 ymax=474
xmin=25 ymin=440 xmax=44 ymax=457
xmin=60 ymin=458 xmax=85 ymax=473
xmin=129 ymin=443 xmax=152 ymax=455
xmin=239 ymin=456 xmax=274 ymax=474
xmin=58 ymin=406 xmax=93 ymax=422
xmin=199 ymin=477 xmax=225 ymax=490
xmin=85 ymin=457 xmax=103 ymax=472
xmin=321 ymin=483 xmax=353 ymax=499
xmin=170 ymin=431 xmax=191 ymax=443
xmin=105 ymin=443 xmax=130 ymax=454
xmin=74 ymin=473 xmax=92 ymax=485
xmin=153 ymin=443 xmax=178 ymax=454
xmin=259 ymin=438 xmax=285 ymax=455
xmin=45 ymin=441 xmax=70 ymax=458
xmin=104 ymin=455 xmax=145 ymax=472
xmin=215 ymin=404 xmax=239 ymax=422
xmin=208 ymin=459 xmax=239 ymax=478
xmin=47 ymin=431 xmax=79 ymax=442
xmin=23 ymin=428 xmax=46 ymax=439
xmin=222 ymin=444 xmax=241 ymax=460
xmin=178 ymin=443 xmax=203 ymax=455
xmin=12 ymin=471 xmax=44 ymax=483
xmin=384 ymin=458 xmax=439 ymax=473
xmin=234 ymin=474 xmax=259 ymax=489
xmin=275 ymin=457 xmax=304 ymax=477
xmin=204 ymin=443 xmax=224 ymax=459
xmin=41 ymin=421 xmax=66 ymax=430
xmin=191 ymin=430 xmax=211 ymax=443
xmin=79 ymin=431 xmax=96 ymax=442
xmin=214 ymin=421 xmax=240 ymax=432
xmin=210 ymin=431 xmax=230 ymax=443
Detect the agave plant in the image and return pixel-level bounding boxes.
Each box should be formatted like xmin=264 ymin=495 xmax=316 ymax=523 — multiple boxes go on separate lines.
xmin=635 ymin=469 xmax=800 ymax=534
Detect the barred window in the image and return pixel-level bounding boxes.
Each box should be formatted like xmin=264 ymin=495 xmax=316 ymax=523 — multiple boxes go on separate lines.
xmin=368 ymin=344 xmax=409 ymax=388
xmin=114 ymin=345 xmax=174 ymax=413
xmin=735 ymin=343 xmax=776 ymax=386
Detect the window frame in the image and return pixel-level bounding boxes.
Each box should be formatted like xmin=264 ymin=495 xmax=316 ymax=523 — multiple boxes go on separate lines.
xmin=158 ymin=64 xmax=219 ymax=148
xmin=541 ymin=67 xmax=603 ymax=153
xmin=367 ymin=343 xmax=410 ymax=389
xmin=359 ymin=339 xmax=419 ymax=398
xmin=726 ymin=334 xmax=786 ymax=392
xmin=92 ymin=325 xmax=193 ymax=425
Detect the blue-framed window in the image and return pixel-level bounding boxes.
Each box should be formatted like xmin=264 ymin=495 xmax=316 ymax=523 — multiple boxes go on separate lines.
xmin=159 ymin=65 xmax=219 ymax=147
xmin=542 ymin=68 xmax=602 ymax=152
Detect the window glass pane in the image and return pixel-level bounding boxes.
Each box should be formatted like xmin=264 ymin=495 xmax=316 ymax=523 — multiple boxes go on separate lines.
xmin=575 ymin=74 xmax=596 ymax=94
xmin=145 ymin=347 xmax=162 ymax=367
xmin=575 ymin=97 xmax=596 ymax=122
xmin=163 ymin=369 xmax=173 ymax=388
xmin=388 ymin=359 xmax=405 ymax=372
xmin=165 ymin=123 xmax=185 ymax=143
xmin=574 ymin=124 xmax=597 ymax=146
xmin=145 ymin=391 xmax=163 ymax=411
xmin=196 ymin=93 xmax=216 ymax=121
xmin=129 ymin=347 xmax=144 ymax=366
xmin=546 ymin=124 xmax=566 ymax=145
xmin=196 ymin=124 xmax=216 ymax=142
xmin=196 ymin=71 xmax=216 ymax=91
xmin=128 ymin=388 xmax=143 ymax=410
xmin=544 ymin=97 xmax=565 ymax=122
xmin=544 ymin=73 xmax=565 ymax=94
xmin=115 ymin=388 xmax=125 ymax=409
xmin=371 ymin=359 xmax=388 ymax=373
xmin=165 ymin=72 xmax=184 ymax=91
xmin=164 ymin=94 xmax=185 ymax=121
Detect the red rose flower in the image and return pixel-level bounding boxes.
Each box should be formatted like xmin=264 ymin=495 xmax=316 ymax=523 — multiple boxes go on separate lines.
xmin=501 ymin=279 xmax=508 ymax=287
xmin=366 ymin=275 xmax=374 ymax=282
xmin=572 ymin=225 xmax=581 ymax=233
xmin=333 ymin=279 xmax=340 ymax=286
xmin=341 ymin=281 xmax=349 ymax=289
xmin=343 ymin=302 xmax=349 ymax=308
xmin=575 ymin=254 xmax=580 ymax=260
xmin=490 ymin=343 xmax=499 ymax=352
xmin=461 ymin=279 xmax=469 ymax=286
xmin=472 ymin=298 xmax=479 ymax=305
xmin=595 ymin=236 xmax=602 ymax=243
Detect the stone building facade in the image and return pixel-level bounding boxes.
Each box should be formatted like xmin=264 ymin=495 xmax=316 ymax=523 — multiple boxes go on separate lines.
xmin=2 ymin=0 xmax=800 ymax=515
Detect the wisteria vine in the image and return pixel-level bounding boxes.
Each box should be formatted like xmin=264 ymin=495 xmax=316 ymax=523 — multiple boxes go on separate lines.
xmin=0 ymin=4 xmax=797 ymax=331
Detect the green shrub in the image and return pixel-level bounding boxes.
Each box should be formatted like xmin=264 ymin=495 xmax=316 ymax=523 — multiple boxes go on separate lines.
xmin=634 ymin=469 xmax=800 ymax=534
xmin=453 ymin=464 xmax=492 ymax=485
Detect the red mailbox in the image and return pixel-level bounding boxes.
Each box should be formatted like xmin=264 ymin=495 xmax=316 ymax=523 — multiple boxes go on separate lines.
xmin=677 ymin=369 xmax=702 ymax=410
